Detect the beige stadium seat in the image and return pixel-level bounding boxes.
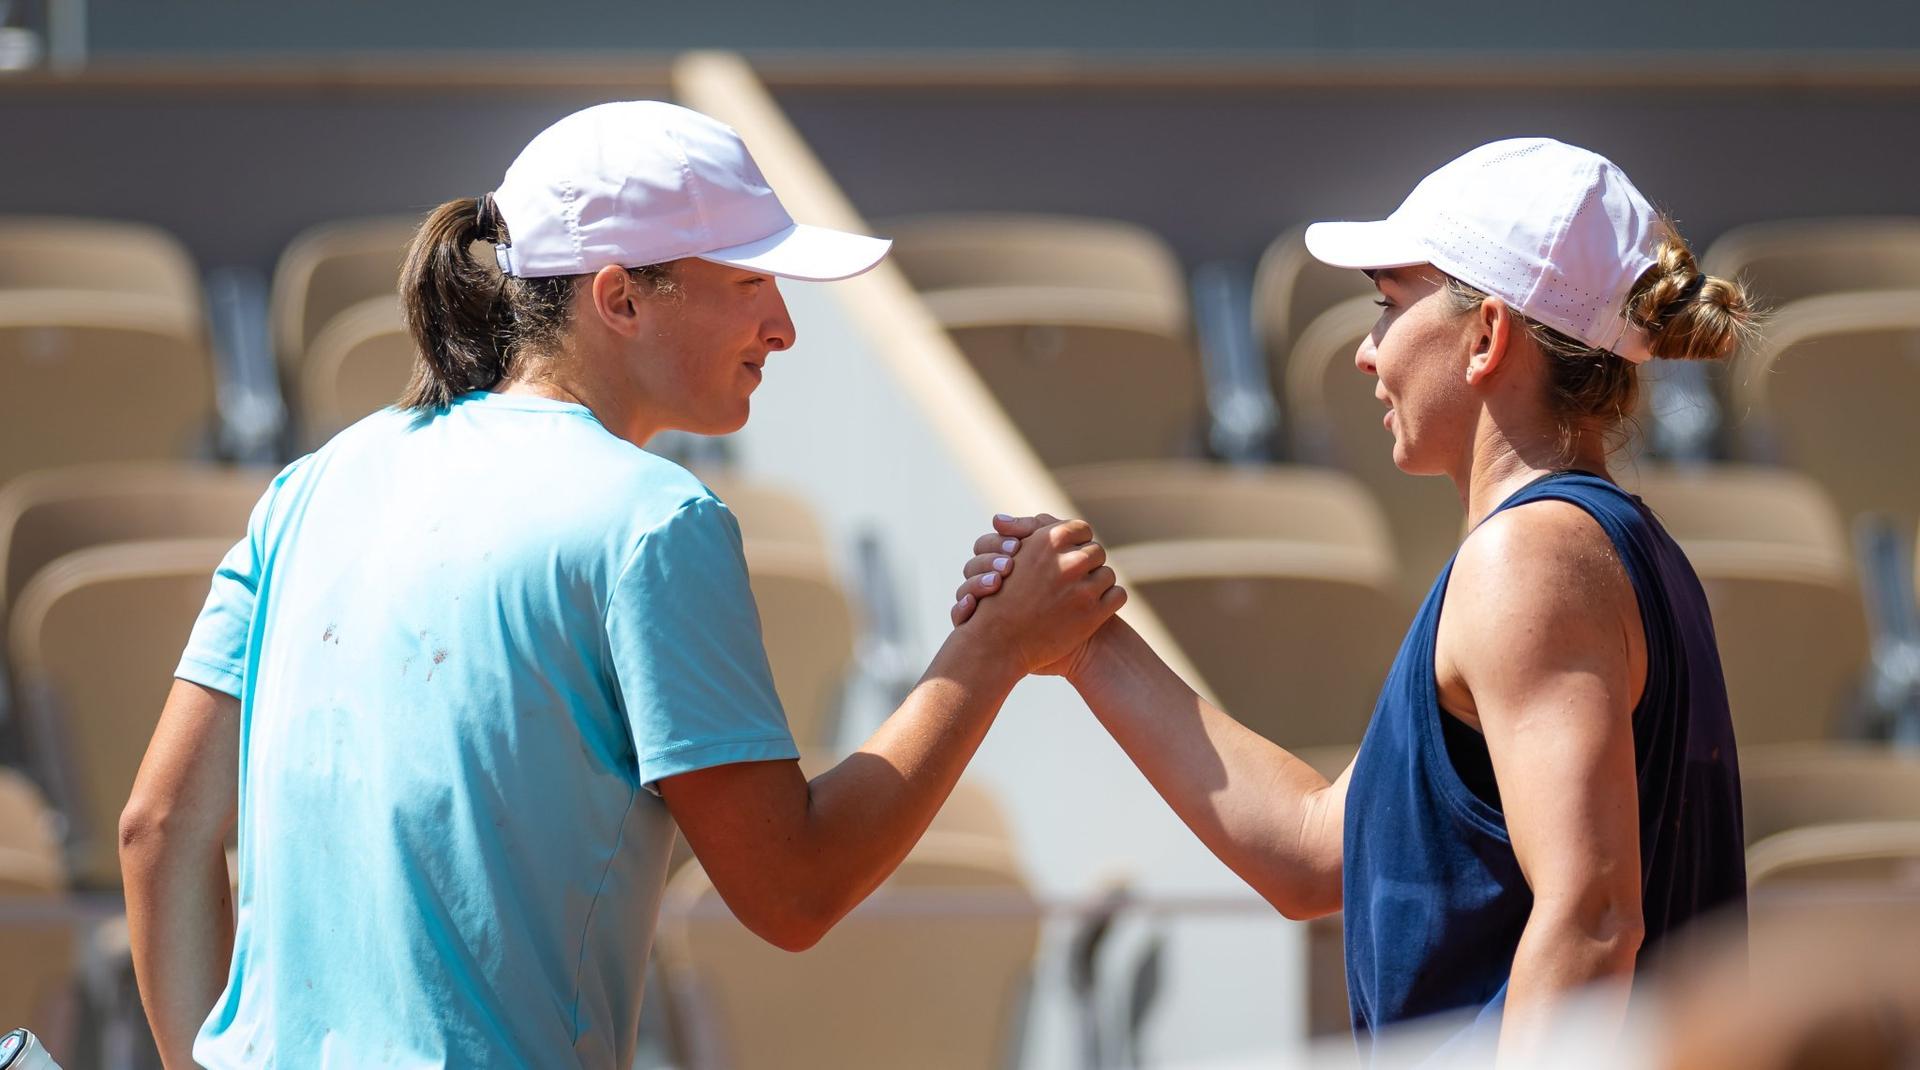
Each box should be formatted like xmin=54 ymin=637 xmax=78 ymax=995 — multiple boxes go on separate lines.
xmin=1741 ymin=743 xmax=1920 ymax=848
xmin=884 ymin=213 xmax=1188 ymax=308
xmin=0 ymin=463 xmax=266 ymax=647
xmin=9 ymin=538 xmax=231 ymax=889
xmin=1702 ymin=216 xmax=1920 ymax=309
xmin=1285 ymin=296 xmax=1464 ymax=597
xmin=1056 ymin=460 xmax=1398 ymax=561
xmin=884 ymin=214 xmax=1203 ymax=468
xmin=1685 ymin=541 xmax=1868 ymax=746
xmin=657 ymin=779 xmax=1036 ymax=1070
xmin=0 ymin=291 xmax=216 ymax=491
xmin=1734 ymin=291 xmax=1920 ymax=535
xmin=696 ymin=473 xmax=830 ymax=551
xmin=1627 ymin=465 xmax=1869 ymax=744
xmin=0 ymin=767 xmax=76 ymax=1042
xmin=0 ymin=216 xmax=202 ymax=311
xmin=270 ymin=216 xmax=420 ymax=382
xmin=1113 ymin=537 xmax=1405 ymax=748
xmin=297 ymin=294 xmax=414 ymax=444
xmin=1748 ymin=821 xmax=1920 ymax=889
xmin=1624 ymin=464 xmax=1849 ymax=552
xmin=1251 ymin=225 xmax=1376 ymax=391
xmin=740 ymin=540 xmax=857 ymax=750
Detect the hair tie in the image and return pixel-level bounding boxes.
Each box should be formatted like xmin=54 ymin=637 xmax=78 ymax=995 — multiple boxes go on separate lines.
xmin=1674 ymin=272 xmax=1709 ymax=305
xmin=475 ymin=193 xmax=502 ymax=241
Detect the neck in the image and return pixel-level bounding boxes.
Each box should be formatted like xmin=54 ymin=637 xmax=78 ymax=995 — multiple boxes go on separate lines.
xmin=1452 ymin=412 xmax=1612 ymax=530
xmin=492 ymin=343 xmax=664 ymax=447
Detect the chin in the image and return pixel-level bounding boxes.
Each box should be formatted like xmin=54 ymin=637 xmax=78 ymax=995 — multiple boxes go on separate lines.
xmin=710 ymin=403 xmax=752 ymax=436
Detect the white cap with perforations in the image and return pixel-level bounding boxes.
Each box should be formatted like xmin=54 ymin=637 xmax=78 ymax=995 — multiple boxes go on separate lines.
xmin=490 ymin=100 xmax=891 ymax=283
xmin=1304 ymin=137 xmax=1664 ymax=363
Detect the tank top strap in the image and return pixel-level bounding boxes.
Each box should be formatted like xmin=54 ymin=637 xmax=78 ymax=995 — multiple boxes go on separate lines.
xmin=1480 ymin=470 xmax=1657 ymax=588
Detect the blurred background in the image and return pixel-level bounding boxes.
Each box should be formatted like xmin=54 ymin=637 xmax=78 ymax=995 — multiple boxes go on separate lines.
xmin=3 ymin=2 xmax=1920 ymax=1067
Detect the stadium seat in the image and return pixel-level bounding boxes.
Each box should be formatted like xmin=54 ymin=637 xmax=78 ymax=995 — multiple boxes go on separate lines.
xmin=1628 ymin=466 xmax=1870 ymax=744
xmin=0 ymin=216 xmax=203 ymax=313
xmin=1111 ymin=537 xmax=1404 ymax=749
xmin=656 ymin=779 xmax=1037 ymax=1070
xmin=0 ymin=767 xmax=76 ymax=1043
xmin=8 ymin=538 xmax=232 ymax=889
xmin=1734 ymin=291 xmax=1920 ymax=536
xmin=1701 ymin=216 xmax=1920 ymax=309
xmin=1686 ymin=541 xmax=1869 ymax=745
xmin=296 ymin=294 xmax=413 ymax=445
xmin=0 ymin=291 xmax=217 ymax=492
xmin=269 ymin=216 xmax=419 ymax=386
xmin=884 ymin=214 xmax=1203 ymax=467
xmin=1741 ymin=743 xmax=1920 ymax=847
xmin=0 ymin=463 xmax=266 ymax=648
xmin=1625 ymin=465 xmax=1850 ymax=552
xmin=1747 ymin=821 xmax=1920 ymax=889
xmin=738 ymin=540 xmax=857 ymax=750
xmin=1058 ymin=463 xmax=1404 ymax=745
xmin=1055 ymin=460 xmax=1399 ymax=557
xmin=1251 ymin=225 xmax=1376 ymax=399
xmin=1284 ymin=295 xmax=1464 ymax=597
xmin=697 ymin=473 xmax=831 ymax=551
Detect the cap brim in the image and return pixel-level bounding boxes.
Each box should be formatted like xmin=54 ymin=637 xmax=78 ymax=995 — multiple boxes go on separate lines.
xmin=1302 ymin=220 xmax=1430 ymax=271
xmin=700 ymin=222 xmax=892 ymax=282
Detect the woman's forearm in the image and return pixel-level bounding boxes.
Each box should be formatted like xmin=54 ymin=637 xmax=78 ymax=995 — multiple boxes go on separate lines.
xmin=1067 ymin=618 xmax=1348 ymax=918
xmin=1498 ymin=901 xmax=1642 ymax=1064
xmin=121 ymin=830 xmax=235 ymax=1067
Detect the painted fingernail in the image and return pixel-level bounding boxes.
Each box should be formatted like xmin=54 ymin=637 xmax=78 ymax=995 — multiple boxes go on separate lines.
xmin=1001 ymin=539 xmax=1018 ymax=554
xmin=959 ymin=594 xmax=974 ymax=609
xmin=981 ymin=572 xmax=999 ymax=588
xmin=994 ymin=513 xmax=1013 ymax=523
xmin=992 ymin=556 xmax=1010 ymax=571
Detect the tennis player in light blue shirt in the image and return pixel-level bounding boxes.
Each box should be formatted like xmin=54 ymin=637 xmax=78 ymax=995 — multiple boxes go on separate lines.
xmin=120 ymin=102 xmax=1126 ymax=1068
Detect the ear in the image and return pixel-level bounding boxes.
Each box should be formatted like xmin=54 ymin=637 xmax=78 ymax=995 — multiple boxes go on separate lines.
xmin=585 ymin=265 xmax=645 ymax=338
xmin=1464 ymin=295 xmax=1515 ymax=386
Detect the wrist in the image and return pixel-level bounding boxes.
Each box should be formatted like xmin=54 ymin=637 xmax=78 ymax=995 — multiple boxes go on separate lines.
xmin=1064 ymin=617 xmax=1130 ymax=691
xmin=939 ymin=623 xmax=1028 ymax=693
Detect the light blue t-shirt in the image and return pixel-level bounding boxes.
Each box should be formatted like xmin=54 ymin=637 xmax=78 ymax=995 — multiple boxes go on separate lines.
xmin=174 ymin=390 xmax=799 ymax=1068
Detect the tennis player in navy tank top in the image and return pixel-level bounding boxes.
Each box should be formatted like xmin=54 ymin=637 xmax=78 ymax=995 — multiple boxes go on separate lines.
xmin=954 ymin=138 xmax=1755 ymax=1062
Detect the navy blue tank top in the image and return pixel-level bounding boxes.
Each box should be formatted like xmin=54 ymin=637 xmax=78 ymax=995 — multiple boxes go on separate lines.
xmin=1343 ymin=472 xmax=1746 ymax=1053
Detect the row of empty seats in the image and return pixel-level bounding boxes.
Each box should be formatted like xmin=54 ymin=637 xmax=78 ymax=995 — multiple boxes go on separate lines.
xmin=8 ymin=209 xmax=1918 ymax=586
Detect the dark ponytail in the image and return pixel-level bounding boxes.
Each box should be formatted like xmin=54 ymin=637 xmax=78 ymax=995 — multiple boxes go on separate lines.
xmin=398 ymin=195 xmax=682 ymax=411
xmin=399 ymin=195 xmax=514 ymax=410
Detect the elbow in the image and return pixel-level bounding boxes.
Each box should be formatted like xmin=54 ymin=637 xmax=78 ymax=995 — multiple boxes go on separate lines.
xmin=747 ymin=898 xmax=839 ymax=954
xmin=1261 ymin=865 xmax=1344 ymax=922
xmin=1583 ymin=896 xmax=1644 ymax=968
xmin=117 ymin=797 xmax=170 ymax=870
xmin=1536 ymin=893 xmax=1645 ymax=973
xmin=118 ymin=792 xmax=209 ymax=868
xmin=731 ymin=882 xmax=847 ymax=954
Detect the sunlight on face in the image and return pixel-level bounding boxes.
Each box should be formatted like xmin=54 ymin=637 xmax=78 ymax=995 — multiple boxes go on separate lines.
xmin=629 ymin=258 xmax=797 ymax=436
xmin=1354 ymin=266 xmax=1481 ymax=477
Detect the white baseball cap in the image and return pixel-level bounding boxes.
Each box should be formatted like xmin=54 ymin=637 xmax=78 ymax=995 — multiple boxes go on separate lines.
xmin=490 ymin=100 xmax=891 ymax=282
xmin=1305 ymin=137 xmax=1663 ymax=363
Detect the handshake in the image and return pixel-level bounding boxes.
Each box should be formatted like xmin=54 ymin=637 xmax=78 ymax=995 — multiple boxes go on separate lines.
xmin=942 ymin=512 xmax=1127 ymax=680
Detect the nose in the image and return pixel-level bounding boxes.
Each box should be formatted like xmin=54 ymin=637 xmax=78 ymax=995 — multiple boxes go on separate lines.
xmin=764 ymin=282 xmax=796 ymax=352
xmin=1354 ymin=332 xmax=1379 ymax=377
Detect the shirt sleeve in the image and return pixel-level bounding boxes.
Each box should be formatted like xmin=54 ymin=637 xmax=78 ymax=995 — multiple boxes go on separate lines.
xmin=174 ymin=459 xmax=303 ymax=699
xmin=607 ymin=495 xmax=799 ymax=793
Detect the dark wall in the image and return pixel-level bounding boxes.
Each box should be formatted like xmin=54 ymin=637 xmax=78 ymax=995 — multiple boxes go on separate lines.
xmin=1 ymin=86 xmax=668 ymax=272
xmin=75 ymin=0 xmax=1920 ymax=55
xmin=780 ymin=84 xmax=1920 ymax=268
xmin=5 ymin=77 xmax=1918 ymax=281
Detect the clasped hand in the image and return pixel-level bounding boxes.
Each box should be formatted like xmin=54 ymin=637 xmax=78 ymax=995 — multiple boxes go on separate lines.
xmin=948 ymin=512 xmax=1124 ymax=677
